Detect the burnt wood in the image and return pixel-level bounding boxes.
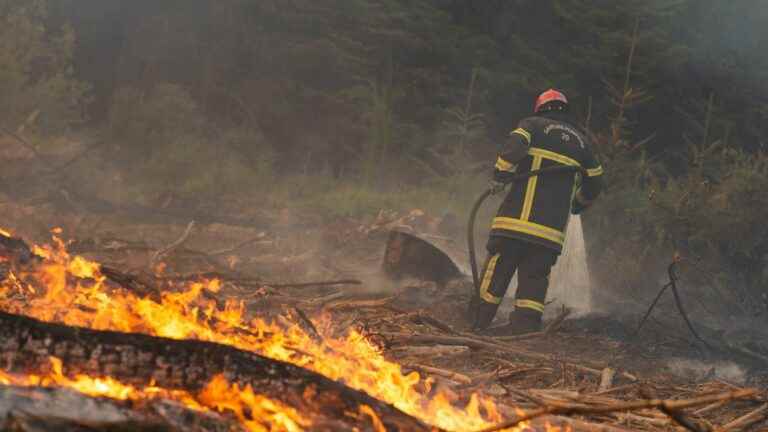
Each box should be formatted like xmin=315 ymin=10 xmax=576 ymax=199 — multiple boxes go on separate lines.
xmin=0 ymin=384 xmax=241 ymax=432
xmin=0 ymin=310 xmax=435 ymax=432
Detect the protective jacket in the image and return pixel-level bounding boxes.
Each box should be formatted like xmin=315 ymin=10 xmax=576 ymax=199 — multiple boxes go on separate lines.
xmin=491 ymin=111 xmax=603 ymax=253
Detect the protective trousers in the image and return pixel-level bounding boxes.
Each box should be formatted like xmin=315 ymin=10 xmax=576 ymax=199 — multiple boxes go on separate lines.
xmin=470 ymin=236 xmax=558 ymax=330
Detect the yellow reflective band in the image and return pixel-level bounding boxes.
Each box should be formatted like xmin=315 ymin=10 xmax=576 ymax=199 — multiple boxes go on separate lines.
xmin=480 ymin=254 xmax=502 ymax=305
xmin=516 ymin=299 xmax=545 ymax=313
xmin=521 ymin=155 xmax=543 ymax=221
xmin=495 ymin=157 xmax=515 ymax=172
xmin=492 ymin=217 xmax=565 ymax=245
xmin=511 ymin=128 xmax=532 ymax=144
xmin=587 ymin=166 xmax=604 ymax=177
xmin=528 ymin=147 xmax=581 ymax=167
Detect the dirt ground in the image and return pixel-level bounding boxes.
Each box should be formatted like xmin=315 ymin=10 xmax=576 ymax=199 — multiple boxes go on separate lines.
xmin=2 ymin=201 xmax=767 ymax=431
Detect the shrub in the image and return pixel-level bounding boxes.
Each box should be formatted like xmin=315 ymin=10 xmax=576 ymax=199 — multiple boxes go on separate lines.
xmin=106 ymin=83 xmax=275 ymax=204
xmin=0 ymin=0 xmax=89 ymax=134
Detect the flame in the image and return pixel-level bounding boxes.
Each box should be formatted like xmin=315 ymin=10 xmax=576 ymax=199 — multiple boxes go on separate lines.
xmin=0 ymin=357 xmax=308 ymax=432
xmin=0 ymin=229 xmax=564 ymax=432
xmin=199 ymin=374 xmax=308 ymax=432
xmin=358 ymin=405 xmax=387 ymax=432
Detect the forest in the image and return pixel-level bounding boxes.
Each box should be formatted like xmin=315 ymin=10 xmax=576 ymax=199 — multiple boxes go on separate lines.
xmin=1 ymin=2 xmax=768 ymax=430
xmin=4 ymin=0 xmax=765 ymax=317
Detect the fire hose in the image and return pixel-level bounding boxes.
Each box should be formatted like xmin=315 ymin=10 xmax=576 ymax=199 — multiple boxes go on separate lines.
xmin=467 ymin=165 xmax=586 ymax=320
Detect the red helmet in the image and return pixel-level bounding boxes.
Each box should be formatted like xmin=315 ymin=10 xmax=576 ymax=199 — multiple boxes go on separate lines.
xmin=534 ymin=89 xmax=568 ymax=113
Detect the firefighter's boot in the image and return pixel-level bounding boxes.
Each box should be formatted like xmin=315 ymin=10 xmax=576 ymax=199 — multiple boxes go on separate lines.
xmin=506 ymin=307 xmax=543 ymax=333
xmin=471 ymin=300 xmax=500 ymax=331
xmin=480 ymin=307 xmax=542 ymax=336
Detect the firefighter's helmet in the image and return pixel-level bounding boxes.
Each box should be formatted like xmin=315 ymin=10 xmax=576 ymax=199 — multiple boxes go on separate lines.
xmin=534 ymin=89 xmax=568 ymax=113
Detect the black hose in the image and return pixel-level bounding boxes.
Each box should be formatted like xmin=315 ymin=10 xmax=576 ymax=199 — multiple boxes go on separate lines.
xmin=634 ymin=260 xmax=713 ymax=349
xmin=668 ymin=263 xmax=713 ymax=349
xmin=468 ymin=187 xmax=494 ymax=293
xmin=634 ymin=280 xmax=672 ymax=337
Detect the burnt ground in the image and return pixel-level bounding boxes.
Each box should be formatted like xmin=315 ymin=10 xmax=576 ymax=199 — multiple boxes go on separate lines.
xmin=2 ymin=203 xmax=767 ymax=431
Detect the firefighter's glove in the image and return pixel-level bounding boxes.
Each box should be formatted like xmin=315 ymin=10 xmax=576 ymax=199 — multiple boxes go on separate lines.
xmin=571 ymin=190 xmax=593 ymax=215
xmin=489 ymin=179 xmax=508 ymax=195
xmin=571 ymin=200 xmax=587 ymax=215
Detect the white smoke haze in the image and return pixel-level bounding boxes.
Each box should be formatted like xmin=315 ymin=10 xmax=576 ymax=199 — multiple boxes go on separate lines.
xmin=665 ymin=358 xmax=747 ymax=385
xmin=496 ymin=215 xmax=592 ymax=323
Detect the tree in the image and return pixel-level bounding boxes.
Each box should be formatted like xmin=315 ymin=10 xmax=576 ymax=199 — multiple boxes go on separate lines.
xmin=0 ymin=0 xmax=88 ymax=135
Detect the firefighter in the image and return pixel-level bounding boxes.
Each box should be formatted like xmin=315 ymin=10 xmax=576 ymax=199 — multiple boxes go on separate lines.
xmin=470 ymin=89 xmax=604 ymax=335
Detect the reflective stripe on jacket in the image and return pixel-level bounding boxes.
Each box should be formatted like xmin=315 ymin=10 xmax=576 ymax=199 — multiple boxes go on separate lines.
xmin=491 ymin=111 xmax=603 ymax=253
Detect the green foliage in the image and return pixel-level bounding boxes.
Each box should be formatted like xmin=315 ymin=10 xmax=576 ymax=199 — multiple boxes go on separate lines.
xmin=589 ymin=80 xmax=768 ymax=313
xmin=108 ymin=83 xmax=205 ymax=167
xmin=442 ymin=69 xmax=486 ymax=167
xmin=342 ymin=74 xmax=402 ymax=186
xmin=281 ymin=171 xmax=488 ymax=221
xmin=0 ymin=0 xmax=88 ymax=134
xmin=107 ymin=83 xmax=274 ymax=202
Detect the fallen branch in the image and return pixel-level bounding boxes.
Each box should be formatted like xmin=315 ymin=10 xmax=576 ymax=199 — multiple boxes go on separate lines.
xmin=383 ymin=331 xmax=638 ymax=382
xmin=531 ymin=415 xmax=633 ymax=432
xmin=149 ymin=221 xmax=195 ymax=268
xmin=495 ymin=331 xmax=543 ymax=342
xmin=693 ymin=399 xmax=730 ymax=416
xmin=303 ymin=291 xmax=345 ymax=308
xmin=100 ymin=266 xmax=158 ymax=299
xmin=477 ymin=388 xmax=758 ymax=432
xmin=390 ymin=345 xmax=470 ymax=358
xmin=156 ymin=271 xmax=361 ymax=290
xmin=454 ymin=368 xmax=506 ymax=393
xmin=498 ymin=367 xmax=554 ymax=383
xmin=208 ymin=236 xmax=270 ymax=256
xmin=592 ymin=383 xmax=637 ymax=396
xmin=569 ymin=363 xmax=638 ymax=383
xmin=383 ymin=332 xmax=526 ymax=354
xmin=621 ymin=412 xmax=671 ymax=428
xmin=405 ymin=364 xmax=472 ymax=385
xmin=267 ymin=279 xmax=363 ymax=289
xmin=291 ymin=306 xmax=324 ymax=343
xmin=639 ymin=386 xmax=706 ymax=432
xmin=410 ymin=313 xmax=459 ymax=335
xmin=717 ymin=403 xmax=768 ymax=431
xmin=598 ymin=368 xmax=615 ymax=392
xmin=324 ymin=296 xmax=395 ymax=311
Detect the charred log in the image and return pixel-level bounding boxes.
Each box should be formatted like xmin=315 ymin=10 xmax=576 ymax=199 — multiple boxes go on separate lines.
xmin=0 ymin=384 xmax=241 ymax=432
xmin=0 ymin=310 xmax=434 ymax=432
xmin=382 ymin=230 xmax=463 ymax=286
xmin=0 ymin=234 xmax=37 ymax=266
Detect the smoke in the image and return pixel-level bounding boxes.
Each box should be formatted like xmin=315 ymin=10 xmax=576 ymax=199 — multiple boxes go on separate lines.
xmin=665 ymin=358 xmax=746 ymax=385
